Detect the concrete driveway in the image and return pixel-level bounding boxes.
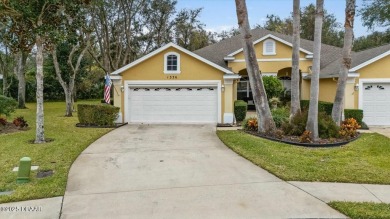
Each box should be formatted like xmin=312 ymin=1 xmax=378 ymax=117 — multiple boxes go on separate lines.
xmin=61 ymin=125 xmax=345 ymax=219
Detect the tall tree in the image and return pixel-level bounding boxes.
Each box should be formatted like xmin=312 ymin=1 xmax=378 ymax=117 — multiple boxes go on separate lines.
xmin=0 ymin=14 xmax=34 ymax=108
xmin=290 ymin=0 xmax=301 ymax=119
xmin=235 ymin=0 xmax=276 ymax=133
xmin=174 ymin=8 xmax=209 ymax=51
xmin=0 ymin=45 xmax=13 ymax=96
xmin=51 ymin=3 xmax=92 ymax=117
xmin=332 ymin=0 xmax=356 ymax=125
xmin=306 ymin=0 xmax=324 ymax=141
xmin=260 ymin=4 xmax=343 ymax=47
xmin=89 ymin=0 xmax=147 ymax=74
xmin=360 ymin=0 xmax=390 ymax=29
xmin=0 ymin=0 xmax=89 ymax=143
xmin=353 ymin=30 xmax=390 ymax=51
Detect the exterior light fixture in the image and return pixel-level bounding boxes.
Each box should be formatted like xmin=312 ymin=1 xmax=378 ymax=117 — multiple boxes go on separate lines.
xmin=354 ymin=83 xmax=359 ymax=91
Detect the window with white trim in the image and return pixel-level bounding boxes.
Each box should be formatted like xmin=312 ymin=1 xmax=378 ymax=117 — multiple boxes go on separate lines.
xmin=164 ymin=52 xmax=181 ymax=74
xmin=263 ymin=39 xmax=276 ymax=55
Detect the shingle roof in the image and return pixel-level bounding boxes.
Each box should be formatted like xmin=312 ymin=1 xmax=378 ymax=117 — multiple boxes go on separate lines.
xmin=320 ymin=43 xmax=390 ymax=78
xmin=194 ymin=28 xmax=390 ymax=79
xmin=194 ymin=28 xmax=343 ymax=72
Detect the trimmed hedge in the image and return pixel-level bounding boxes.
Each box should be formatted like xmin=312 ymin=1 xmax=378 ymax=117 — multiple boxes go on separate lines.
xmin=344 ymin=109 xmax=363 ymax=125
xmin=77 ymin=104 xmax=119 ymax=126
xmin=0 ymin=95 xmax=18 ymax=117
xmin=234 ymin=100 xmax=248 ymax=122
xmin=301 ymin=100 xmax=333 ymax=116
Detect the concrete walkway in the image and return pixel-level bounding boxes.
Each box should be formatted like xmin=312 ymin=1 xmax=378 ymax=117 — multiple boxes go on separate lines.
xmin=60 ymin=125 xmax=344 ymax=218
xmin=2 ymin=124 xmax=390 ymax=219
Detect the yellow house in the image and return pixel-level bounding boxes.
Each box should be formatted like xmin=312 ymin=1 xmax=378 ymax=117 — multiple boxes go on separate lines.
xmin=111 ymin=28 xmax=390 ymax=126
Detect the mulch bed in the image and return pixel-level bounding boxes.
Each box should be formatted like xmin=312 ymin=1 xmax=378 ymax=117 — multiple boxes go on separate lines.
xmin=0 ymin=123 xmax=29 ymax=135
xmin=243 ymin=130 xmax=360 ymax=147
xmin=76 ymin=122 xmax=128 ymax=128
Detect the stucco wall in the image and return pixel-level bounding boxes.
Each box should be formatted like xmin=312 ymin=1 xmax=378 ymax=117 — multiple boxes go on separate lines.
xmin=118 ymin=47 xmax=229 ymax=122
xmin=229 ymin=39 xmax=312 ymax=73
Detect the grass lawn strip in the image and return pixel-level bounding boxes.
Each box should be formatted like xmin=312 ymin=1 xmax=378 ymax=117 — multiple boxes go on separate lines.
xmin=329 ymin=202 xmax=390 ymax=219
xmin=0 ymin=101 xmax=112 ymax=203
xmin=217 ymin=130 xmax=390 ymax=184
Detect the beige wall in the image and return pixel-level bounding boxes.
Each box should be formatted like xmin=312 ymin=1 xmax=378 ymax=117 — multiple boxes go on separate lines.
xmin=118 ymin=47 xmax=231 ymax=122
xmin=229 ymin=39 xmax=312 ymax=73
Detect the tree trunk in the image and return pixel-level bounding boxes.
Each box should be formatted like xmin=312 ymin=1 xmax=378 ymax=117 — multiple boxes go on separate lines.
xmin=35 ymin=35 xmax=45 ymax=144
xmin=235 ymin=0 xmax=276 ymax=133
xmin=64 ymin=89 xmax=73 ymax=117
xmin=332 ymin=0 xmax=356 ymax=125
xmin=16 ymin=52 xmax=28 ymax=108
xmin=306 ymin=0 xmax=324 ymax=141
xmin=290 ymin=0 xmax=301 ymax=119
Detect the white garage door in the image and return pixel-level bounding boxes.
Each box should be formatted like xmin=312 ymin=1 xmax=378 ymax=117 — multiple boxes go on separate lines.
xmin=128 ymin=86 xmax=218 ymax=123
xmin=362 ymin=83 xmax=390 ymax=126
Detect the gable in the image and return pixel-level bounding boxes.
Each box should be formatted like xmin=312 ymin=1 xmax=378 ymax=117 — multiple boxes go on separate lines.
xmin=232 ymin=38 xmax=309 ymax=60
xmin=120 ymin=47 xmax=227 ymax=81
xmin=112 ymin=43 xmax=233 ymax=76
xmin=358 ymin=54 xmax=390 ymax=79
xmin=226 ymin=34 xmax=312 ymax=59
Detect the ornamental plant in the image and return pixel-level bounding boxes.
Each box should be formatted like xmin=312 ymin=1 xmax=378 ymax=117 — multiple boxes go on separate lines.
xmin=243 ymin=117 xmax=258 ymax=131
xmin=0 ymin=117 xmax=7 ymax=126
xmin=299 ymin=130 xmax=312 ymax=143
xmin=339 ymin=118 xmax=360 ymax=139
xmin=13 ymin=117 xmax=28 ymax=128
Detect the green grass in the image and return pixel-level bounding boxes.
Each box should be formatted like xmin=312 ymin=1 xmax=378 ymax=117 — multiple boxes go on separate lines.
xmin=217 ymin=130 xmax=390 ymax=184
xmin=329 ymin=202 xmax=390 ymax=219
xmin=0 ymin=101 xmax=112 ymax=203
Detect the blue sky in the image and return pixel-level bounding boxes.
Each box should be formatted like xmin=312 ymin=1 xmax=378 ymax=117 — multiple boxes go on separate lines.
xmin=176 ymin=0 xmax=384 ymax=37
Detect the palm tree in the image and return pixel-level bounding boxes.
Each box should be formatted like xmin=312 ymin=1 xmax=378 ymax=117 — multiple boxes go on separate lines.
xmin=332 ymin=0 xmax=356 ymax=125
xmin=290 ymin=0 xmax=301 ymax=119
xmin=234 ymin=0 xmax=276 ymax=133
xmin=306 ymin=0 xmax=324 ymax=141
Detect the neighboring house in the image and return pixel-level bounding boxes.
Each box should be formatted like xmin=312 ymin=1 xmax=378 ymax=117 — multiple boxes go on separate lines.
xmin=111 ymin=28 xmax=390 ymax=126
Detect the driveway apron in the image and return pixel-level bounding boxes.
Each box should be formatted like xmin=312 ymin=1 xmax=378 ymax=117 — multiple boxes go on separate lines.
xmin=61 ymin=124 xmax=345 ymax=219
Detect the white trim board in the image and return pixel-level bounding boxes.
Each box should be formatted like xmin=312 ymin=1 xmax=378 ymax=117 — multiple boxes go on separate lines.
xmin=358 ymin=78 xmax=390 ymax=109
xmin=227 ymin=34 xmax=313 ymax=57
xmin=111 ymin=42 xmax=233 ymax=75
xmin=124 ymin=80 xmax=222 ymax=123
xmin=231 ymin=58 xmax=309 ymax=62
xmin=350 ymin=50 xmax=390 ymax=72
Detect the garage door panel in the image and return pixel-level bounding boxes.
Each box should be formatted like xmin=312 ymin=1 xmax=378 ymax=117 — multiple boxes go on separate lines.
xmin=362 ymin=83 xmax=390 ymax=126
xmin=128 ymin=86 xmax=218 ymax=123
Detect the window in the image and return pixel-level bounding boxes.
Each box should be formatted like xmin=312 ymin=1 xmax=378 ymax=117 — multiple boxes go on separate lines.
xmin=164 ymin=52 xmax=181 ymax=74
xmin=263 ymin=39 xmax=276 ymax=55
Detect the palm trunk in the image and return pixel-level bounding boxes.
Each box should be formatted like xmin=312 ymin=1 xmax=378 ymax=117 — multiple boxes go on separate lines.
xmin=332 ymin=0 xmax=356 ymax=125
xmin=235 ymin=0 xmax=276 ymax=133
xmin=35 ymin=35 xmax=45 ymax=144
xmin=290 ymin=0 xmax=301 ymax=119
xmin=306 ymin=0 xmax=324 ymax=141
xmin=16 ymin=52 xmax=27 ymax=108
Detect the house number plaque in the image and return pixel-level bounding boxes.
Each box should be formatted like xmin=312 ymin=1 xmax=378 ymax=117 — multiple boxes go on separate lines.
xmin=166 ymin=75 xmax=178 ymax=79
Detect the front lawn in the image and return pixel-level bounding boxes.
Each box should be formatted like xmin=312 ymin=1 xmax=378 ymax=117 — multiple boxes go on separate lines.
xmin=217 ymin=130 xmax=390 ymax=184
xmin=0 ymin=101 xmax=112 ymax=203
xmin=329 ymin=202 xmax=390 ymax=219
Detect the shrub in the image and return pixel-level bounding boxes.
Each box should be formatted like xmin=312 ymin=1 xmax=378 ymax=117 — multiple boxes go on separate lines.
xmin=0 ymin=95 xmax=18 ymax=117
xmin=339 ymin=118 xmax=360 ymax=139
xmin=282 ymin=110 xmax=308 ymax=136
xmin=13 ymin=117 xmax=28 ymax=128
xmin=77 ymin=104 xmax=120 ymax=126
xmin=272 ymin=107 xmax=289 ymax=128
xmin=242 ymin=117 xmax=258 ymax=131
xmin=269 ymin=97 xmax=280 ymax=109
xmin=0 ymin=117 xmax=7 ymax=126
xmin=318 ymin=112 xmax=340 ymax=139
xmin=263 ymin=76 xmax=284 ymax=99
xmin=234 ymin=100 xmax=248 ymax=122
xmin=300 ymin=100 xmax=333 ymax=116
xmin=281 ymin=110 xmax=339 ymax=139
xmin=344 ymin=109 xmax=363 ymax=125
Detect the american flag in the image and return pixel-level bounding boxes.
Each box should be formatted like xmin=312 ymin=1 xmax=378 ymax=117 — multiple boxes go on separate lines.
xmin=104 ymin=73 xmax=112 ymax=104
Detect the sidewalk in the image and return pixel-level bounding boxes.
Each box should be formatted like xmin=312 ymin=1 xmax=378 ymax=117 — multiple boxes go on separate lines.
xmin=1 ymin=182 xmax=390 ymax=219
